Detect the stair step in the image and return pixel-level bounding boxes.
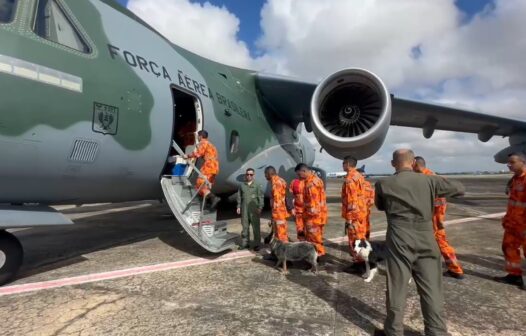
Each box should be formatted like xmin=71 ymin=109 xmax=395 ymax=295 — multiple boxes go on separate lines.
xmin=160 ymin=176 xmax=237 ymax=253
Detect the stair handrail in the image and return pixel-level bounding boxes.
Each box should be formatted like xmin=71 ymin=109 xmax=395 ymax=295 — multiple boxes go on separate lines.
xmin=171 ymin=140 xmax=212 ymax=189
xmin=171 ymin=140 xmax=213 ymax=218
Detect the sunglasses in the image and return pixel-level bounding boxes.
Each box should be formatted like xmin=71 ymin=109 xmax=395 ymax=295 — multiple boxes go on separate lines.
xmin=246 ymin=173 xmax=254 ymax=176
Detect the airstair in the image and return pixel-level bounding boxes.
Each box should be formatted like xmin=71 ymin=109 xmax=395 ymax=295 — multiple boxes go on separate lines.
xmin=160 ymin=141 xmax=238 ymax=253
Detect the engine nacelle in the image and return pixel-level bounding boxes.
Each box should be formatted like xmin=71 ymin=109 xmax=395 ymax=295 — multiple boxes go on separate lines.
xmin=494 ymin=146 xmax=526 ymax=163
xmin=310 ymin=69 xmax=391 ymax=159
xmin=494 ymin=135 xmax=526 ymax=163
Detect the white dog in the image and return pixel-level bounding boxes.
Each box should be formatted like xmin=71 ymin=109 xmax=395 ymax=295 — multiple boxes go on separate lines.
xmin=353 ymin=239 xmax=381 ymax=282
xmin=353 ymin=239 xmax=412 ymax=284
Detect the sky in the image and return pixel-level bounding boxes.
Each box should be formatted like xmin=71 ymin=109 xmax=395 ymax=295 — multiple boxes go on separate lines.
xmin=116 ymin=0 xmax=492 ymax=57
xmin=115 ymin=0 xmax=525 ymax=174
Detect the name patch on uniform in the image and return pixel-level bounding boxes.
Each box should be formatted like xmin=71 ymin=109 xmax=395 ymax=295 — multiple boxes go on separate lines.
xmin=92 ymin=102 xmax=119 ymax=135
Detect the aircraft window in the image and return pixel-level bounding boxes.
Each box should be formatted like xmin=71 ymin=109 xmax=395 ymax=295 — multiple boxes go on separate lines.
xmin=0 ymin=0 xmax=16 ymax=23
xmin=33 ymin=0 xmax=90 ymax=53
xmin=230 ymin=130 xmax=239 ymax=154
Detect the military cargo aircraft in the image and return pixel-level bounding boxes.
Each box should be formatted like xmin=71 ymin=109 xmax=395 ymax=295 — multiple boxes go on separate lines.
xmin=0 ymin=0 xmax=525 ymax=285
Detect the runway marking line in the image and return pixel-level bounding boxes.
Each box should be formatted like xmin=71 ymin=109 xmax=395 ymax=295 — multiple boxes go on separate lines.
xmin=9 ymin=204 xmax=153 ymax=233
xmin=0 ymin=212 xmax=505 ymax=297
xmin=327 ymin=212 xmax=506 ymax=244
xmin=0 ymin=251 xmax=253 ymax=297
xmin=67 ymin=203 xmax=153 ymax=220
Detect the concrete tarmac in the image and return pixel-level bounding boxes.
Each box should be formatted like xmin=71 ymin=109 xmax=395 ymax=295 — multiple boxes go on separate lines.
xmin=0 ymin=175 xmax=524 ymax=336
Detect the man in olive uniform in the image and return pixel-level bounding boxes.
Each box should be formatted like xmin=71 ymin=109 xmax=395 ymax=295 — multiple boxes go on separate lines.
xmin=374 ymin=149 xmax=465 ymax=336
xmin=237 ymin=168 xmax=264 ymax=251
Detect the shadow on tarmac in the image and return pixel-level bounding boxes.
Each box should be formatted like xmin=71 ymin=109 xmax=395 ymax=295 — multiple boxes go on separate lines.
xmin=12 ymin=203 xmax=241 ymax=282
xmin=252 ymin=255 xmax=421 ymax=335
xmin=456 ymin=253 xmax=503 ymax=271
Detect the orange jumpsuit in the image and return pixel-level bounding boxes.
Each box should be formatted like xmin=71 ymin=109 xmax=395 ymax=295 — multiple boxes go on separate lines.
xmin=421 ymin=168 xmax=463 ymax=275
xmin=289 ymin=178 xmax=305 ymax=240
xmin=502 ymin=171 xmax=526 ymax=276
xmin=303 ymin=173 xmax=328 ymax=256
xmin=270 ymin=175 xmax=290 ymax=242
xmin=363 ymin=179 xmax=375 ymax=239
xmin=342 ymin=168 xmax=367 ymax=259
xmin=187 ymin=139 xmax=219 ymax=197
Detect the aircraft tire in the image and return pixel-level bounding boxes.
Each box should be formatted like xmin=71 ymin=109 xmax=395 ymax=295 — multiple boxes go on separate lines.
xmin=0 ymin=230 xmax=23 ymax=286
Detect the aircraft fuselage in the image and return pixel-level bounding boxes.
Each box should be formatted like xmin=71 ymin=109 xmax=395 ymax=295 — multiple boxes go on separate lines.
xmin=0 ymin=0 xmax=314 ymax=204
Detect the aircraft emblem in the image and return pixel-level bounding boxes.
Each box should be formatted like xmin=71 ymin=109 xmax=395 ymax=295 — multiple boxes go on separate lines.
xmin=92 ymin=102 xmax=119 ymax=135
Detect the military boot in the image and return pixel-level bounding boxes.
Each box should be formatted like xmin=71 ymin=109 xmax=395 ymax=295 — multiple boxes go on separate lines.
xmin=494 ymin=274 xmax=524 ymax=287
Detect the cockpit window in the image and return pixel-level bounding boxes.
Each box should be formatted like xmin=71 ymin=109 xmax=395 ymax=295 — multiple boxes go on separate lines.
xmin=0 ymin=0 xmax=16 ymax=23
xmin=33 ymin=0 xmax=90 ymax=53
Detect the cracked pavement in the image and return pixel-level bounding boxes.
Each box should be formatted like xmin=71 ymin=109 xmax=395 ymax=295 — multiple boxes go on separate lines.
xmin=0 ymin=176 xmax=525 ymax=336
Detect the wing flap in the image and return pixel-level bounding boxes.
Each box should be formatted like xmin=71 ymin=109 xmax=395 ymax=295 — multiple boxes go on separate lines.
xmin=391 ymin=97 xmax=526 ymax=140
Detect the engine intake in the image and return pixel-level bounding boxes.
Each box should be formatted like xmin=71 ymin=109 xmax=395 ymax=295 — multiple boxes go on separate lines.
xmin=310 ymin=69 xmax=391 ymax=159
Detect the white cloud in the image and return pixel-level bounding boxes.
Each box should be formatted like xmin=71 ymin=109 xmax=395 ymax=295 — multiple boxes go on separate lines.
xmin=127 ymin=0 xmax=253 ymax=68
xmin=256 ymin=0 xmax=459 ymax=85
xmin=126 ymin=0 xmax=526 ymax=174
xmin=255 ymin=0 xmax=526 ymax=174
xmin=410 ymin=0 xmax=526 ymax=90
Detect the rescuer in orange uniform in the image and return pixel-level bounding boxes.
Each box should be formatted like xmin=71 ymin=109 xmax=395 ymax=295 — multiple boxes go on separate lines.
xmin=297 ymin=163 xmax=328 ymax=259
xmin=494 ymin=152 xmax=526 ymax=290
xmin=264 ymin=166 xmax=290 ymax=242
xmin=341 ymin=156 xmax=367 ymax=265
xmin=290 ymin=168 xmax=305 ymax=241
xmin=358 ymin=168 xmax=375 ymax=240
xmin=413 ymin=156 xmax=464 ymax=279
xmin=184 ymin=130 xmax=220 ymax=209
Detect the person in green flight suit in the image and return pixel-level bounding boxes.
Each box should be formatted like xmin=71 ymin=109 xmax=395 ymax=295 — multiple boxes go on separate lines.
xmin=373 ymin=149 xmax=465 ymax=336
xmin=237 ymin=168 xmax=264 ymax=251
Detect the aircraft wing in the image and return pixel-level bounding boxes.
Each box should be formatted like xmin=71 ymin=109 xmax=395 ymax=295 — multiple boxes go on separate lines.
xmin=256 ymin=73 xmax=315 ymax=130
xmin=390 ymin=97 xmax=526 ymax=141
xmin=255 ymin=73 xmax=526 ymax=141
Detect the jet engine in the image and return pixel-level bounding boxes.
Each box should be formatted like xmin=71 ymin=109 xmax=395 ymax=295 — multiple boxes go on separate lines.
xmin=494 ymin=134 xmax=526 ymax=163
xmin=310 ymin=68 xmax=391 ymax=159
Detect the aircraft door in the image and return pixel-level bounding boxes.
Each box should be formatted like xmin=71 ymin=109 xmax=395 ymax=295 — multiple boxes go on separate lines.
xmin=171 ymin=87 xmax=203 ymax=155
xmin=160 ymin=87 xmax=236 ymax=253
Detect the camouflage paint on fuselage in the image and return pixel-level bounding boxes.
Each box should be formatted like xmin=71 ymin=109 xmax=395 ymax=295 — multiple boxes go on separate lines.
xmin=0 ymin=0 xmax=314 ymax=204
xmin=0 ymin=0 xmax=154 ymax=149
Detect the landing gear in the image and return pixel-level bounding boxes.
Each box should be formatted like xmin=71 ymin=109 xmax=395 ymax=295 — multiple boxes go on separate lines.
xmin=0 ymin=230 xmax=23 ymax=285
